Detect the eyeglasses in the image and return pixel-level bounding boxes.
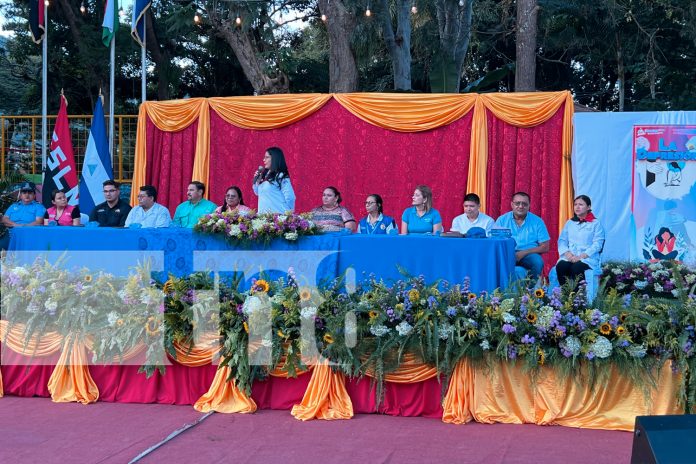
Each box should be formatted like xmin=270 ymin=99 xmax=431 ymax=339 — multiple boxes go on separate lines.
xmin=365 ymin=201 xmax=376 ymax=205
xmin=103 ymin=190 xmax=118 ymax=194
xmin=512 ymin=201 xmax=529 ymax=207
xmin=137 ymin=194 xmax=150 ymax=199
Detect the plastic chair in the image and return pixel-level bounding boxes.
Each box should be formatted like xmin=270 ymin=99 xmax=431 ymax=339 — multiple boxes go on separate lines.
xmin=548 ymin=264 xmax=601 ymax=301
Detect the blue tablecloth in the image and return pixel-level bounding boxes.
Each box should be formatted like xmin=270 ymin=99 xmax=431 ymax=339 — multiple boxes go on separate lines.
xmin=7 ymin=228 xmax=515 ymax=291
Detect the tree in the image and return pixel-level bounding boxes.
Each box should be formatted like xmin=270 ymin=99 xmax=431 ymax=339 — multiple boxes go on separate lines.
xmin=514 ymin=0 xmax=537 ymax=91
xmin=430 ymin=0 xmax=475 ymax=92
xmin=375 ymin=0 xmax=412 ymax=90
xmin=318 ymin=0 xmax=359 ymax=92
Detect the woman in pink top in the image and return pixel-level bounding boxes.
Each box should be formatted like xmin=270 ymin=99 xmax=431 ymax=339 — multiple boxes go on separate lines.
xmin=216 ymin=186 xmax=252 ymax=215
xmin=44 ymin=189 xmax=81 ymax=226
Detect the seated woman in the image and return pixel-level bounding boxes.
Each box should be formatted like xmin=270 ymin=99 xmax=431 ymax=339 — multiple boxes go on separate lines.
xmin=44 ymin=189 xmax=80 ymax=226
xmin=216 ymin=186 xmax=252 ymax=215
xmin=652 ymin=227 xmax=678 ymax=260
xmin=357 ymin=194 xmax=397 ymax=234
xmin=400 ymin=185 xmax=443 ymax=235
xmin=310 ymin=186 xmax=356 ymax=232
xmin=555 ymin=195 xmax=605 ymax=287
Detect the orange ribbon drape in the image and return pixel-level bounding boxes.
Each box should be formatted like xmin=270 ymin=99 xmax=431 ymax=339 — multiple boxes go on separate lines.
xmin=171 ymin=334 xmax=222 ymax=367
xmin=133 ymin=92 xmax=574 ymax=227
xmin=194 ymin=365 xmax=258 ymax=414
xmin=441 ymin=358 xmax=682 ymax=430
xmin=466 ymin=91 xmax=575 ymax=226
xmin=0 ymin=321 xmax=63 ymax=357
xmin=364 ymin=352 xmax=439 ymax=383
xmin=290 ymin=361 xmax=353 ymax=421
xmin=46 ymin=337 xmax=99 ymax=404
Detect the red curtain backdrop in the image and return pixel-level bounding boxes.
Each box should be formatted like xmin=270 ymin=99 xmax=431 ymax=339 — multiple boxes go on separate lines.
xmin=485 ymin=105 xmax=565 ymax=272
xmin=145 ymin=117 xmax=199 ymax=215
xmin=207 ymin=99 xmax=473 ymax=229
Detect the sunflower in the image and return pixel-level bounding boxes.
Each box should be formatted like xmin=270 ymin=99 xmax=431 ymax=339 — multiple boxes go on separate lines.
xmin=163 ymin=279 xmax=175 ymax=294
xmin=619 ymin=312 xmax=628 ymax=323
xmin=526 ymin=312 xmax=537 ymax=324
xmin=116 ymin=319 xmax=124 ymax=327
xmin=145 ymin=317 xmax=160 ymax=336
xmin=616 ymin=325 xmax=626 ymax=336
xmin=395 ymin=303 xmax=405 ymax=312
xmin=534 ymin=288 xmax=545 ymax=298
xmin=467 ymin=293 xmax=477 ymax=300
xmin=299 ymin=287 xmax=312 ymax=301
xmin=600 ymin=322 xmax=612 ymax=335
xmin=323 ymin=333 xmax=334 ymax=344
xmin=369 ymin=310 xmax=379 ymax=319
xmin=84 ymin=274 xmax=93 ymax=283
xmin=277 ymin=329 xmax=286 ymax=338
xmin=537 ymin=348 xmax=546 ymax=366
xmin=408 ymin=289 xmax=420 ymax=301
xmin=252 ymin=279 xmax=270 ymax=293
xmin=243 ymin=321 xmax=250 ymax=333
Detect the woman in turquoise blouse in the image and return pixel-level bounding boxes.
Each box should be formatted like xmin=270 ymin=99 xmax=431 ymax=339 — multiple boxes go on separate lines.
xmin=400 ymin=185 xmax=443 ymax=235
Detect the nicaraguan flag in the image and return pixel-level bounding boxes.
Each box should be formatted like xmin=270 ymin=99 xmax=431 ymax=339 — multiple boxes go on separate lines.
xmin=102 ymin=0 xmax=119 ymax=47
xmin=131 ymin=0 xmax=152 ymax=47
xmin=79 ymin=97 xmax=113 ymax=215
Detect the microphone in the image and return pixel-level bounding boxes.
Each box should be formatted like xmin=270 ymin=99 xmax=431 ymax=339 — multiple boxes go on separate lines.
xmin=253 ymin=165 xmax=264 ymax=183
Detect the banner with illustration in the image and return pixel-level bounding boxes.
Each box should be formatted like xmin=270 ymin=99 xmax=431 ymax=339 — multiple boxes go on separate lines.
xmin=632 ymin=125 xmax=696 ymax=264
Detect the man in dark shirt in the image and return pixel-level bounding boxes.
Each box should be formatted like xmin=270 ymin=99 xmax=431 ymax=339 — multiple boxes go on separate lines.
xmin=89 ymin=180 xmax=132 ymax=227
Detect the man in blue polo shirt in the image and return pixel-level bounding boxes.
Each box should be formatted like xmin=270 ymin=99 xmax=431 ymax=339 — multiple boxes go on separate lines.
xmin=172 ymin=181 xmax=217 ymax=228
xmin=1 ymin=181 xmax=46 ymax=250
xmin=494 ymin=191 xmax=550 ymax=282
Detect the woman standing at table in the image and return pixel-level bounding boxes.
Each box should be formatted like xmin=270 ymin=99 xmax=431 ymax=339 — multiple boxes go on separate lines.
xmin=44 ymin=189 xmax=81 ymax=226
xmin=310 ymin=186 xmax=356 ymax=232
xmin=401 ymin=185 xmax=442 ymax=235
xmin=357 ymin=194 xmax=397 ymax=234
xmin=555 ymin=194 xmax=605 ymax=286
xmin=216 ymin=186 xmax=252 ymax=215
xmin=252 ymin=147 xmax=296 ymax=213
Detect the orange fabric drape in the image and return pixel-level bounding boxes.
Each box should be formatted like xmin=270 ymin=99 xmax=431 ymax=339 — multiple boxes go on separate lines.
xmin=194 ymin=366 xmax=257 ymax=414
xmin=209 ymin=94 xmax=332 ymax=130
xmin=290 ymin=361 xmax=353 ymax=421
xmin=131 ymin=98 xmax=211 ymax=204
xmin=0 ymin=369 xmax=3 ymax=397
xmin=364 ymin=352 xmax=439 ymax=383
xmin=171 ymin=334 xmax=222 ymax=367
xmin=466 ymin=91 xmax=574 ymax=223
xmin=442 ymin=358 xmax=682 ymax=430
xmin=47 ymin=337 xmax=99 ymax=404
xmin=333 ymin=93 xmax=477 ymax=132
xmin=83 ymin=338 xmax=146 ymax=364
xmin=0 ymin=321 xmax=63 ymax=356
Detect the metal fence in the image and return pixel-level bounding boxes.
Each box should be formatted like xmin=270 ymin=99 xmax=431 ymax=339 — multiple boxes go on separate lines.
xmin=0 ymin=115 xmax=138 ymax=183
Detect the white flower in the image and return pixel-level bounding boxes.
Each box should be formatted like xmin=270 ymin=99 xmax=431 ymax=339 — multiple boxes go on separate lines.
xmin=107 ymin=311 xmax=119 ymax=326
xmin=480 ymin=340 xmax=490 ymax=350
xmin=502 ymin=312 xmax=516 ymax=323
xmin=627 ymin=344 xmax=647 ymax=358
xmin=395 ymin=321 xmax=413 ymax=336
xmin=654 ymin=283 xmax=664 ymax=292
xmin=560 ymin=335 xmax=582 ymax=356
xmin=438 ymin=323 xmax=454 ymax=340
xmin=284 ymin=232 xmax=298 ymax=241
xmin=500 ymin=298 xmax=515 ymax=312
xmin=243 ymin=296 xmax=264 ymax=315
xmin=671 ymin=289 xmax=680 ymax=297
xmin=228 ymin=224 xmax=241 ymax=237
xmin=251 ymin=219 xmax=265 ymax=231
xmin=216 ymin=219 xmax=226 ymax=227
xmin=50 ymin=282 xmax=60 ymax=291
xmin=537 ymin=306 xmax=555 ymax=329
xmin=300 ymin=306 xmax=317 ymax=319
xmin=369 ymin=324 xmax=390 ymax=337
xmin=685 ymin=274 xmax=696 ymax=284
xmin=278 ymin=215 xmax=288 ymax=223
xmin=44 ymin=299 xmax=58 ymax=311
xmin=634 ymin=280 xmax=648 ymax=290
xmin=612 ymin=267 xmax=623 ymax=275
xmin=591 ymin=336 xmax=613 ymax=359
xmin=616 ymin=282 xmax=626 ymax=290
xmin=13 ymin=267 xmax=29 ymax=277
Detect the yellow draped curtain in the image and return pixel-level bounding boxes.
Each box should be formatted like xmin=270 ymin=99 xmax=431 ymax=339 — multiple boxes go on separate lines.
xmin=131 ymin=92 xmax=574 ymax=230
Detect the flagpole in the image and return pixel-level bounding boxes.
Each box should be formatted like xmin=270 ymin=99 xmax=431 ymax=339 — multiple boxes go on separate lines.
xmin=109 ymin=29 xmax=115 ymax=166
xmin=41 ymin=0 xmax=48 ymax=177
xmin=141 ymin=19 xmax=146 ymax=102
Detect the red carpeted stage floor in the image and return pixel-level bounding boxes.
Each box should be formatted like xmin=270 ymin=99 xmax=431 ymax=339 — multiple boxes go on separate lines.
xmin=0 ymin=397 xmax=633 ymax=464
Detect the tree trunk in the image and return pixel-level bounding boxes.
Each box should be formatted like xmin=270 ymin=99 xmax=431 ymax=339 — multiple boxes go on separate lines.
xmin=515 ymin=0 xmax=538 ymax=91
xmin=319 ymin=0 xmax=359 ymax=93
xmin=209 ymin=10 xmax=288 ymax=95
xmin=145 ymin=10 xmax=171 ymax=101
xmin=378 ymin=0 xmax=411 ymax=90
xmin=615 ymin=34 xmax=624 ymax=112
xmin=432 ymin=0 xmax=474 ymax=93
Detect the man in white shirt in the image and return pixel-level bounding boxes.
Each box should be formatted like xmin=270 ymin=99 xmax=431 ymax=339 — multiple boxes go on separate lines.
xmin=124 ymin=185 xmax=172 ymax=228
xmin=450 ymin=193 xmax=494 ymax=236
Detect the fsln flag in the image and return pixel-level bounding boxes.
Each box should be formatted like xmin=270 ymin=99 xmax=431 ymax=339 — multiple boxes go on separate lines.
xmin=131 ymin=0 xmax=151 ymax=47
xmin=43 ymin=95 xmax=79 ymax=208
xmin=29 ymin=0 xmax=45 ymax=44
xmin=79 ymin=97 xmax=113 ymax=215
xmin=102 ymin=0 xmax=119 ymax=47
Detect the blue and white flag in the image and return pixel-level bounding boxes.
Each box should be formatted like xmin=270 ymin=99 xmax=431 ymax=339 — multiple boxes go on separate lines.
xmin=131 ymin=0 xmax=152 ymax=47
xmin=79 ymin=97 xmax=113 ymax=215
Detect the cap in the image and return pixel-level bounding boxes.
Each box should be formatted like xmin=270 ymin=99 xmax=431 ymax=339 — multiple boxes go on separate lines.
xmin=465 ymin=227 xmax=487 ymax=238
xmin=19 ymin=181 xmax=36 ymax=192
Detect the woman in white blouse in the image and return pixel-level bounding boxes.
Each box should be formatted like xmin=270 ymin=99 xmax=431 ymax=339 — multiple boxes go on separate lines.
xmin=555 ymin=195 xmax=605 ymax=287
xmin=252 ymin=147 xmax=296 ymax=213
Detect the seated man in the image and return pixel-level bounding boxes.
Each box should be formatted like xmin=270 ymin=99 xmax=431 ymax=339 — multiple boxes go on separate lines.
xmin=125 ymin=185 xmax=171 ymax=228
xmin=494 ymin=191 xmax=550 ymax=282
xmin=89 ymin=180 xmax=132 ymax=227
xmin=1 ymin=181 xmax=46 ymax=250
xmin=172 ymin=181 xmax=216 ymax=228
xmin=450 ymin=193 xmax=494 ymax=236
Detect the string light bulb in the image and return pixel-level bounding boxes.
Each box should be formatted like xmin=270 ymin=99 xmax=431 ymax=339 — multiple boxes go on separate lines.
xmin=80 ymin=1 xmax=86 ymax=13
xmin=459 ymin=0 xmax=464 ymax=6
xmin=365 ymin=8 xmax=371 ymax=17
xmin=321 ymin=14 xmax=327 ymax=22
xmin=235 ymin=15 xmax=242 ymax=25
xmin=411 ymin=5 xmax=417 ymax=14
xmin=194 ymin=12 xmax=200 ymax=23
xmin=44 ymin=0 xmax=49 ymax=6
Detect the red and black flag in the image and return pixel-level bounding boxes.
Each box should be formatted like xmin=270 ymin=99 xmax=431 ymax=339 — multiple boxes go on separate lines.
xmin=29 ymin=0 xmax=45 ymax=44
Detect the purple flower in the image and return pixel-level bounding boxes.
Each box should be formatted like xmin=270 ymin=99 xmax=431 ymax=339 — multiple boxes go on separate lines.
xmin=521 ymin=334 xmax=535 ymax=344
xmin=427 ymin=296 xmax=437 ymax=308
xmin=507 ymin=345 xmax=517 ymax=359
xmin=586 ymin=351 xmax=595 ymax=360
xmin=502 ymin=324 xmax=516 ymax=334
xmin=236 ymin=304 xmax=244 ymax=315
xmin=521 ymin=295 xmax=529 ymax=304
xmin=159 ymin=303 xmax=165 ymax=314
xmin=623 ymin=294 xmax=632 ymax=307
xmin=561 ymin=348 xmax=573 ymax=358
xmin=446 ymin=307 xmax=457 ymax=317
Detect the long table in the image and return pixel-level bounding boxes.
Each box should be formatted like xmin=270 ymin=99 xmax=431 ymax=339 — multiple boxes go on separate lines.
xmin=7 ymin=228 xmax=516 ymax=292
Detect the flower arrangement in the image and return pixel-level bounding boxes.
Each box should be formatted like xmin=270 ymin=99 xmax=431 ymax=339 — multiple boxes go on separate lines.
xmin=194 ymin=210 xmax=319 ymax=244
xmin=601 ymin=260 xmax=696 ymax=298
